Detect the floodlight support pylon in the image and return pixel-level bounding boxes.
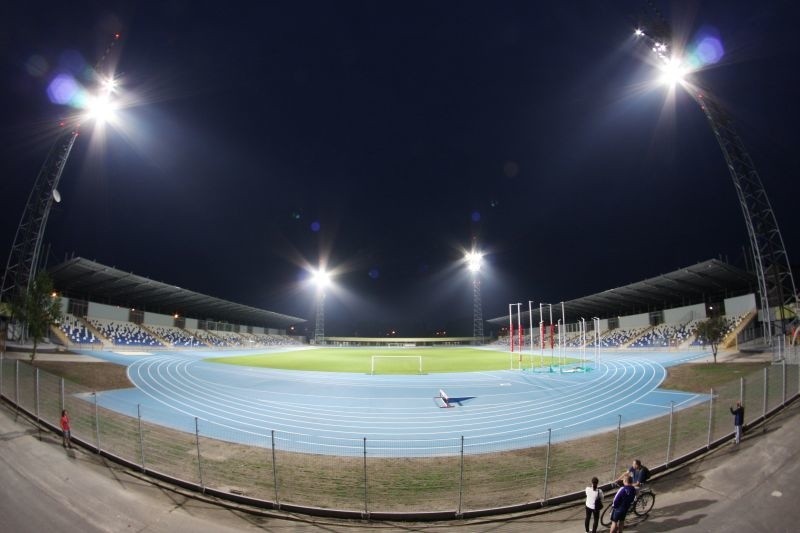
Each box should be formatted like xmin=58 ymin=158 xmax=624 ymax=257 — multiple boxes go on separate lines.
xmin=0 ymin=128 xmax=79 ymax=311
xmin=1 ymin=33 xmax=121 ymax=326
xmin=633 ymin=21 xmax=798 ymax=348
xmin=314 ymin=290 xmax=326 ymax=345
xmin=472 ymin=274 xmax=484 ymax=344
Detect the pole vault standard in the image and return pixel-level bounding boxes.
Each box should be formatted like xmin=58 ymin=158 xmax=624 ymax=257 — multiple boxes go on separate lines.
xmin=561 ymin=301 xmax=566 ymax=366
xmin=580 ymin=317 xmax=587 ymax=368
xmin=516 ymin=303 xmax=523 ymax=367
xmin=508 ymin=303 xmax=514 ymax=355
xmin=593 ymin=317 xmax=601 ymax=369
xmin=537 ymin=303 xmax=555 ymax=368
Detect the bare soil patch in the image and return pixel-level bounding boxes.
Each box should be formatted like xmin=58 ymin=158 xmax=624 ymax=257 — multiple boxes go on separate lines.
xmin=32 ymin=361 xmax=132 ymax=390
xmin=662 ymin=362 xmax=771 ymax=393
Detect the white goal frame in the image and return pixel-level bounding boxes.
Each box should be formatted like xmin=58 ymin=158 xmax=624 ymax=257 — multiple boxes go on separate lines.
xmin=370 ymin=355 xmax=423 ymax=375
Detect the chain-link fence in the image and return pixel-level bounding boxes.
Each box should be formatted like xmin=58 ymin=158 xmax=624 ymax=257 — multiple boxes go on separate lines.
xmin=0 ymin=354 xmax=796 ymax=519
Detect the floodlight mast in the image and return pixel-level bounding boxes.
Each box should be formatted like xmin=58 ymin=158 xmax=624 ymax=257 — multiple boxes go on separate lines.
xmin=465 ymin=250 xmax=484 ymax=344
xmin=0 ymin=34 xmax=122 ymax=318
xmin=311 ymin=268 xmax=329 ymax=345
xmin=633 ymin=20 xmax=798 ymax=349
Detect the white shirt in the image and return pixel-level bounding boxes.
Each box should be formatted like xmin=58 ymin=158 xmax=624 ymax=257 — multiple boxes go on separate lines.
xmin=585 ymin=486 xmax=604 ymax=510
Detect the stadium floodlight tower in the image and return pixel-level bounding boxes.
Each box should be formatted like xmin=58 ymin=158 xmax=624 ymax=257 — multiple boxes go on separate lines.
xmin=465 ymin=249 xmax=484 ymax=344
xmin=632 ymin=15 xmax=798 ymax=352
xmin=310 ymin=267 xmax=330 ymax=345
xmin=0 ymin=34 xmax=122 ymax=323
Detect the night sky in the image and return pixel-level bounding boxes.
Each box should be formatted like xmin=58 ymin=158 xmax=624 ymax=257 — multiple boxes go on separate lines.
xmin=1 ymin=1 xmax=798 ymax=337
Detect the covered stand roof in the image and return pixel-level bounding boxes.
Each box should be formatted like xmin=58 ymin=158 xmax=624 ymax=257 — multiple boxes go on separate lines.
xmin=48 ymin=257 xmax=304 ymax=329
xmin=488 ymin=259 xmax=756 ymax=326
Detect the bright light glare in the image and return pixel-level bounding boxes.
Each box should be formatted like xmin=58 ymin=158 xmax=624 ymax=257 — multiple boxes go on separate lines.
xmin=658 ymin=58 xmax=686 ymax=86
xmin=101 ymin=77 xmax=119 ymax=92
xmin=311 ymin=268 xmax=331 ymax=289
xmin=84 ymin=94 xmax=118 ymax=123
xmin=465 ymin=251 xmax=483 ymax=273
xmin=634 ymin=28 xmax=644 ymax=37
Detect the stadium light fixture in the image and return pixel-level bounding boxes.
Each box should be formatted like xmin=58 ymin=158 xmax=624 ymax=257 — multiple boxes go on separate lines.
xmin=84 ymin=93 xmax=118 ymax=124
xmin=465 ymin=250 xmax=483 ymax=273
xmin=658 ymin=57 xmax=687 ymax=87
xmin=310 ymin=268 xmax=331 ymax=290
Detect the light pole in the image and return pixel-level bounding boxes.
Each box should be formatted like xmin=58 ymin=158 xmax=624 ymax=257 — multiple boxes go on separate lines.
xmin=0 ymin=35 xmax=122 ymax=313
xmin=631 ymin=19 xmax=797 ymax=349
xmin=465 ymin=250 xmax=484 ymax=344
xmin=310 ymin=268 xmax=330 ymax=345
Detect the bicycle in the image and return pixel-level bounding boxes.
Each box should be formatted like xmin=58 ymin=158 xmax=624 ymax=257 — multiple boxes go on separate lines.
xmin=600 ymin=485 xmax=656 ymax=527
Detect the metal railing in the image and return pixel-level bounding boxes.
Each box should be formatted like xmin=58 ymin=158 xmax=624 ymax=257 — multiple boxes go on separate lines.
xmin=0 ymin=353 xmax=797 ymax=520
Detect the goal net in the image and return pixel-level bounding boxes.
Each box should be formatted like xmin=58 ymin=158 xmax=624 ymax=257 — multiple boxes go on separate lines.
xmin=370 ymin=355 xmax=423 ymax=375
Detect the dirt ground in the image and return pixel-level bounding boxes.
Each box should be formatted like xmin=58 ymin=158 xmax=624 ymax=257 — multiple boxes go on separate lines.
xmin=31 ymin=361 xmax=132 ymax=390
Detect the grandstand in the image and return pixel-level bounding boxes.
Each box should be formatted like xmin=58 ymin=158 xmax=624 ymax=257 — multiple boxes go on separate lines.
xmin=490 ymin=259 xmax=760 ymax=352
xmin=45 ymin=257 xmax=306 ymax=350
xmin=41 ymin=256 xmax=764 ymax=354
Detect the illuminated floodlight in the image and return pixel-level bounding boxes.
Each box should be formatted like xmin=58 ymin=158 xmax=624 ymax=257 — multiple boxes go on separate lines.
xmin=465 ymin=250 xmax=483 ymax=273
xmin=634 ymin=28 xmax=644 ymax=37
xmin=101 ymin=76 xmax=119 ymax=92
xmin=84 ymin=93 xmax=118 ymax=124
xmin=658 ymin=57 xmax=686 ymax=86
xmin=310 ymin=268 xmax=331 ymax=289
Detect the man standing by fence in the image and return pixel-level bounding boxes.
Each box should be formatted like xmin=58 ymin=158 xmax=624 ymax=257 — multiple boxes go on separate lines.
xmin=730 ymin=401 xmax=744 ymax=444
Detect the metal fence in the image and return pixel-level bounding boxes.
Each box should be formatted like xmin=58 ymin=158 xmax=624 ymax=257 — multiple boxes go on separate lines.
xmin=1 ymin=353 xmax=797 ymax=519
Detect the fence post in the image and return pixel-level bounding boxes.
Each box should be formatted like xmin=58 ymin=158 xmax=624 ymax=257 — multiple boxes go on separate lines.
xmin=93 ymin=391 xmax=100 ymax=452
xmin=762 ymin=367 xmax=768 ymax=432
xmin=740 ymin=376 xmax=744 ymax=404
xmin=195 ymin=417 xmax=204 ymax=491
xmin=271 ymin=430 xmax=280 ymax=508
xmin=782 ymin=359 xmax=786 ymax=406
xmin=612 ymin=415 xmax=621 ymax=482
xmin=15 ymin=360 xmax=19 ymax=410
xmin=457 ymin=435 xmax=464 ymax=517
xmin=137 ymin=404 xmax=146 ymax=472
xmin=707 ymin=388 xmax=714 ymax=449
xmin=362 ymin=437 xmax=369 ymax=518
xmin=35 ymin=368 xmax=40 ymax=424
xmin=543 ymin=428 xmax=552 ymax=502
xmin=666 ymin=401 xmax=674 ymax=467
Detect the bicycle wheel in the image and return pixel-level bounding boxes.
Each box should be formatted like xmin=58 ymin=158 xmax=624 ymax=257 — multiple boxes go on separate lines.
xmin=600 ymin=505 xmax=613 ymax=527
xmin=634 ymin=491 xmax=655 ymax=516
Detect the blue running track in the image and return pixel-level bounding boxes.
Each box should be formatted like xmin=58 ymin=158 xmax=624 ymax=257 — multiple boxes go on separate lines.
xmin=76 ymin=348 xmax=711 ymax=456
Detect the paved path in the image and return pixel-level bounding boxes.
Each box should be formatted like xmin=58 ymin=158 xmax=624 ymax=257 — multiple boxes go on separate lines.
xmin=1 ymin=395 xmax=798 ymax=532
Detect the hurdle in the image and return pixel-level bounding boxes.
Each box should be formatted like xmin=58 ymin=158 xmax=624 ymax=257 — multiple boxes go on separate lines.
xmin=435 ymin=389 xmax=453 ymax=408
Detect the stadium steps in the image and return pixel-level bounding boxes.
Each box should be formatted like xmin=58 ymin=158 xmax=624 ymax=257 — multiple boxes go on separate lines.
xmin=178 ymin=328 xmax=206 ymax=347
xmin=82 ymin=317 xmax=111 ymax=347
xmin=723 ymin=309 xmax=758 ymax=349
xmin=621 ymin=326 xmax=653 ymax=349
xmin=139 ymin=324 xmax=169 ymax=346
xmin=49 ymin=324 xmax=71 ymax=347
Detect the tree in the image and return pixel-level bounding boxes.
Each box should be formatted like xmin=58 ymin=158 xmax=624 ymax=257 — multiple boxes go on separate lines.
xmin=694 ymin=316 xmax=726 ymax=363
xmin=10 ymin=271 xmax=62 ymax=361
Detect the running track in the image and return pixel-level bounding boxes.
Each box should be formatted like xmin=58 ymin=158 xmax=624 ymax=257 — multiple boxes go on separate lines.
xmin=79 ymin=348 xmax=710 ymax=456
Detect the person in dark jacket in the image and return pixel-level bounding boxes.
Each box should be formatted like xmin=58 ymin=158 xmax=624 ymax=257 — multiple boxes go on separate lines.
xmin=610 ymin=475 xmax=636 ymax=533
xmin=730 ymin=401 xmax=744 ymax=444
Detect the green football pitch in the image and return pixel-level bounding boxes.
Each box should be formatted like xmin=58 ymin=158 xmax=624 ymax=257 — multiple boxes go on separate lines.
xmin=208 ymin=347 xmax=572 ymax=374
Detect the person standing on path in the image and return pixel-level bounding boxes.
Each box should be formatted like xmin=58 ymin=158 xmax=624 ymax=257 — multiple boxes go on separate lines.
xmin=60 ymin=409 xmax=72 ymax=449
xmin=584 ymin=476 xmax=603 ymax=533
xmin=730 ymin=401 xmax=744 ymax=444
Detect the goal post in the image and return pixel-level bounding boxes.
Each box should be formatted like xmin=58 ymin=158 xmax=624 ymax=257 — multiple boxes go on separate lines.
xmin=370 ymin=355 xmax=423 ymax=375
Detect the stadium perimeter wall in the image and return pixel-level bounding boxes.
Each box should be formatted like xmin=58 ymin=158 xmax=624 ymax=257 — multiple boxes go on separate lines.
xmin=0 ymin=352 xmax=795 ymax=520
xmin=56 ymin=297 xmax=285 ymax=335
